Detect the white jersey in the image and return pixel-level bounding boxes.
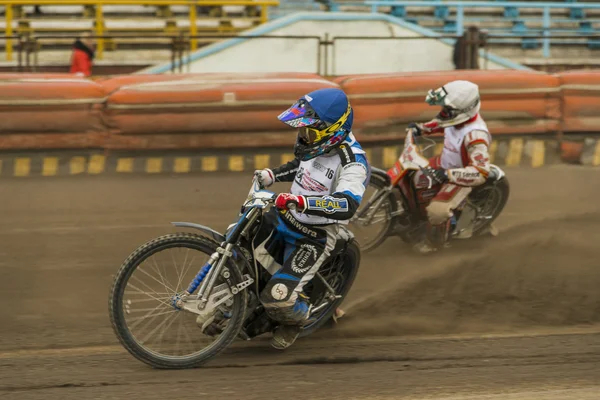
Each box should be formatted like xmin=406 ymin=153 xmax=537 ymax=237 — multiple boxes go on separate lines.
xmin=289 ymin=133 xmax=368 ymax=225
xmin=432 ymin=115 xmax=493 ymax=187
xmin=440 ymin=115 xmax=491 ymax=170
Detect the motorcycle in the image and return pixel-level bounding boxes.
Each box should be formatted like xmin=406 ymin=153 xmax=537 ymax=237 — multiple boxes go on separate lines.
xmin=109 ymin=177 xmax=360 ymax=369
xmin=350 ymin=128 xmax=510 ymax=252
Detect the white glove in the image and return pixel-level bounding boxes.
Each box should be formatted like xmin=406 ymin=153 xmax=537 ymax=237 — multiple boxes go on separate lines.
xmin=254 ymin=168 xmax=274 ymax=188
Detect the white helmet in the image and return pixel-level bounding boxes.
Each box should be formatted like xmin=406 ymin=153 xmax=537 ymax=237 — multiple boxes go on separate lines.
xmin=425 ymin=80 xmax=481 ymax=128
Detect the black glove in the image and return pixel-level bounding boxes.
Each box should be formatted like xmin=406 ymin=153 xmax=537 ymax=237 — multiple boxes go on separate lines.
xmin=407 ymin=122 xmax=423 ymax=137
xmin=424 ymin=166 xmax=448 ymax=185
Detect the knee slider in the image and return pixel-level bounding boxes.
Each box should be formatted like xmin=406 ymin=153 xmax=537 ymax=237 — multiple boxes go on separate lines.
xmin=260 ymin=283 xmax=308 ymax=323
xmin=260 ymin=282 xmax=296 ymax=308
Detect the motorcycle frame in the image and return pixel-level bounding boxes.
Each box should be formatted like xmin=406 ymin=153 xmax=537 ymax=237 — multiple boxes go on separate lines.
xmin=172 ymin=179 xmax=341 ymax=323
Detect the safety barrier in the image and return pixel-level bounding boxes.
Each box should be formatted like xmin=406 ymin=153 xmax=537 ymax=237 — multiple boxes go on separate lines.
xmin=0 ymin=70 xmax=598 ymax=164
xmin=335 ymin=70 xmax=561 ymax=135
xmin=0 ymin=74 xmax=108 ymax=149
xmin=558 ymin=70 xmax=600 ymax=135
xmin=101 ymin=73 xmax=338 ymax=149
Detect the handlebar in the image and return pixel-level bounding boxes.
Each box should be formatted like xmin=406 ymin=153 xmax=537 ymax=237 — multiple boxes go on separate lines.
xmin=247 ymin=175 xmax=299 ymax=211
xmin=408 ymin=127 xmax=437 ymax=153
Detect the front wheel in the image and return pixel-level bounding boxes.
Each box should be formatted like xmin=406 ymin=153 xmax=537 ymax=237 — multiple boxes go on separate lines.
xmin=300 ymin=239 xmax=361 ymax=337
xmin=349 ymin=177 xmax=396 ymax=253
xmin=109 ymin=233 xmax=248 ymax=369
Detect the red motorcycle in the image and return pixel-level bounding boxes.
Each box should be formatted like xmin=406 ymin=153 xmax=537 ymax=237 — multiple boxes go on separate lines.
xmin=350 ymin=129 xmax=510 ymax=252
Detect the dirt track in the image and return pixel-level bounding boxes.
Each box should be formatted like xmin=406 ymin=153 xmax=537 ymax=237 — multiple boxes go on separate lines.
xmin=1 ymin=165 xmax=599 ymax=399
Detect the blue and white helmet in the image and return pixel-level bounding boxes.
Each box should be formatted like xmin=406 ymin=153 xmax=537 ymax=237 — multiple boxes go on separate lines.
xmin=278 ymin=88 xmax=354 ymax=161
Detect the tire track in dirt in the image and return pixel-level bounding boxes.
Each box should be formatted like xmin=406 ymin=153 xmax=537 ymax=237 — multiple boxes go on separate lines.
xmin=333 ymin=213 xmax=600 ymax=338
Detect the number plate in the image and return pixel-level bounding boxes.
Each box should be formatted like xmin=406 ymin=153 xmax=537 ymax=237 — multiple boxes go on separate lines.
xmin=386 ymin=160 xmax=406 ymax=185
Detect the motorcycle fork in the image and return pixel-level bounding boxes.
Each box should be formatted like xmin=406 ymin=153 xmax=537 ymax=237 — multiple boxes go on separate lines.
xmin=184 ymin=209 xmax=260 ymax=309
xmin=389 ymin=175 xmax=429 ymax=238
xmin=398 ymin=174 xmax=423 ymax=219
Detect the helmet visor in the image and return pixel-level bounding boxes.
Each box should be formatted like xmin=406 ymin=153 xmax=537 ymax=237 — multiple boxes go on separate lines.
xmin=277 ymin=100 xmax=320 ymax=128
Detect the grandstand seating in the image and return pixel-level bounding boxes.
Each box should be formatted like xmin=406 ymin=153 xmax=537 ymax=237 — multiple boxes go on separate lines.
xmin=1 ymin=1 xmax=598 ymax=73
xmin=327 ymin=1 xmax=600 ymax=55
xmin=0 ymin=2 xmax=273 ymax=60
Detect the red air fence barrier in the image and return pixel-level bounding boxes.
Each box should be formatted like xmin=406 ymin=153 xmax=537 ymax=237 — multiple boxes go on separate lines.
xmin=558 ymin=70 xmax=600 ymax=135
xmin=334 ymin=70 xmax=562 ymax=137
xmin=0 ymin=74 xmax=108 ymax=149
xmin=100 ymin=73 xmax=339 ymax=149
xmin=0 ymin=70 xmax=597 ymax=162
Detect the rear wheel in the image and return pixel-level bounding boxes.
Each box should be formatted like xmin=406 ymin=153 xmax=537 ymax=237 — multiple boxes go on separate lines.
xmin=299 ymin=239 xmax=361 ymax=337
xmin=470 ymin=177 xmax=510 ymax=236
xmin=109 ymin=233 xmax=247 ymax=369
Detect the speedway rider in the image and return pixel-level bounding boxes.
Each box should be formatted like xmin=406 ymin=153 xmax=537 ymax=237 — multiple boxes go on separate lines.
xmin=253 ymin=87 xmax=370 ymax=350
xmin=408 ymin=80 xmax=493 ymax=254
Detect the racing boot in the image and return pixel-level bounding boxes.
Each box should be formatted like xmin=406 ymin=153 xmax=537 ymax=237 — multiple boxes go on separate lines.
xmin=413 ymin=221 xmax=451 ymax=255
xmin=480 ymin=222 xmax=499 ymax=237
xmin=198 ymin=310 xmax=230 ymax=337
xmin=271 ymin=324 xmax=302 ymax=350
xmin=270 ymin=293 xmax=311 ymax=350
xmin=333 ymin=307 xmax=345 ymax=322
xmin=413 ymin=240 xmax=437 ymax=254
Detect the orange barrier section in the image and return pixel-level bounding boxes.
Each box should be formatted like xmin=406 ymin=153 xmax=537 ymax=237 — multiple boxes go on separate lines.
xmin=0 ymin=73 xmax=87 ymax=80
xmin=102 ymin=73 xmax=339 ymax=149
xmin=97 ymin=72 xmax=327 ymax=93
xmin=0 ymin=70 xmax=599 ymax=156
xmin=0 ymin=74 xmax=107 ymax=149
xmin=558 ymin=70 xmax=600 ymax=134
xmin=335 ymin=70 xmax=562 ymax=135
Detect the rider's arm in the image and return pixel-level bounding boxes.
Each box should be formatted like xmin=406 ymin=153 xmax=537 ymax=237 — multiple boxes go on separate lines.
xmin=447 ymin=129 xmax=491 ymax=186
xmin=302 ymin=153 xmax=369 ymax=220
xmin=271 ymin=158 xmax=300 ymax=183
xmin=411 ymin=121 xmax=445 ymax=136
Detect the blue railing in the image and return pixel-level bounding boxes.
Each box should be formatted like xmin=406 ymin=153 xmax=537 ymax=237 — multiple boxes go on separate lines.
xmin=329 ymin=1 xmax=600 ymax=57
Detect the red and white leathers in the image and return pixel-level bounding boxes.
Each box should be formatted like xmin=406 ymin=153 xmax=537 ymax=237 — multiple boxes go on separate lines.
xmin=411 ymin=114 xmax=492 ymax=252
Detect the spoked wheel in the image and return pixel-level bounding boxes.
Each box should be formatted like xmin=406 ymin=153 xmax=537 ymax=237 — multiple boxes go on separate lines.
xmin=349 ymin=178 xmax=395 ymax=252
xmin=299 ymin=240 xmax=361 ymax=337
xmin=109 ymin=233 xmax=247 ymax=369
xmin=469 ymin=177 xmax=510 ymax=236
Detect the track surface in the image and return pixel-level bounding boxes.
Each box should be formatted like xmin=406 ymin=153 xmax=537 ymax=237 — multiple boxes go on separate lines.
xmin=1 ymin=165 xmax=599 ymax=399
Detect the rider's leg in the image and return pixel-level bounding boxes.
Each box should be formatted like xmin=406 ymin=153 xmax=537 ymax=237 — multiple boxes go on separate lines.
xmin=253 ymin=210 xmax=285 ymax=276
xmin=415 ymin=183 xmax=471 ymax=254
xmin=202 ymin=210 xmax=284 ymax=337
xmin=259 ymin=212 xmax=338 ymax=350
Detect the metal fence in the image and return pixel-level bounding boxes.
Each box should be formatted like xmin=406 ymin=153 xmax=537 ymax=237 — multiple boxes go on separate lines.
xmin=8 ymin=32 xmax=600 ymax=74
